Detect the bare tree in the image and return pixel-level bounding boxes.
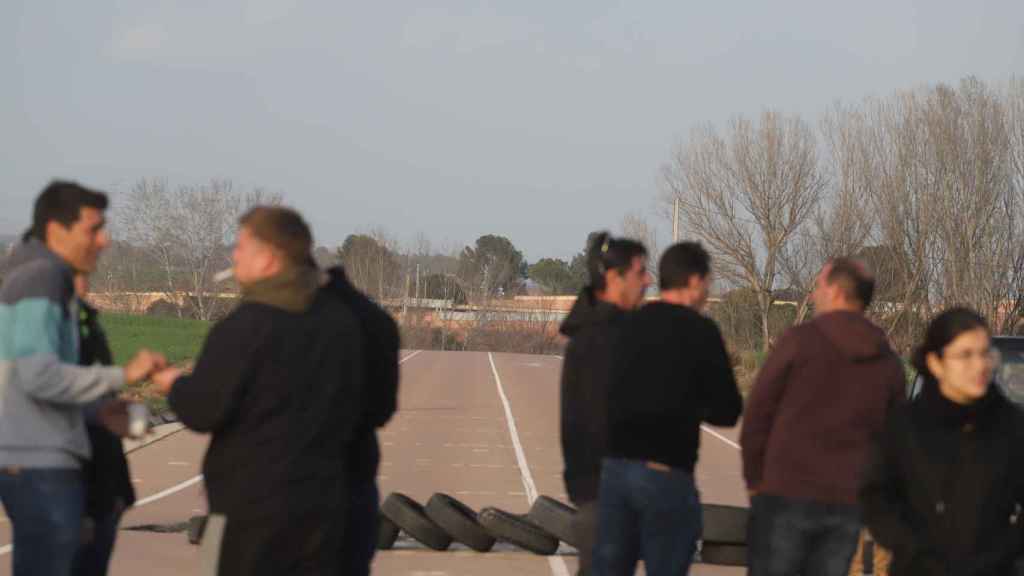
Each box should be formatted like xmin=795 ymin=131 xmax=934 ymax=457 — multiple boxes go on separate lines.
xmin=116 ymin=178 xmax=282 ymax=320
xmin=620 ymin=212 xmax=661 ymax=275
xmin=663 ymin=110 xmax=827 ymax=351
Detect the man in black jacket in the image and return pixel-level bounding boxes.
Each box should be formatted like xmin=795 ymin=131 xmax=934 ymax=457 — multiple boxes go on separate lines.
xmin=153 ymin=207 xmax=364 ymax=576
xmin=322 ymin=265 xmax=400 ymax=576
xmin=560 ymin=232 xmax=650 ymax=576
xmin=593 ymin=242 xmax=743 ymax=576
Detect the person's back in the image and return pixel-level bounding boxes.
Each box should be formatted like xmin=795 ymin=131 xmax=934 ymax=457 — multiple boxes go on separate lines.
xmin=155 ymin=207 xmax=363 ymax=576
xmin=170 ymin=293 xmax=362 ymax=520
xmin=594 ymin=242 xmax=741 ymax=576
xmin=322 ymin=265 xmax=399 ymax=576
xmin=742 ymin=311 xmax=904 ymax=504
xmin=741 ymin=258 xmax=905 ymax=576
xmin=607 ymin=302 xmax=742 ymax=472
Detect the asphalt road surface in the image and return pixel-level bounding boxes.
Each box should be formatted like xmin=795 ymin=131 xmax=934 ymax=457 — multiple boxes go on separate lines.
xmin=0 ymin=351 xmax=747 ymax=576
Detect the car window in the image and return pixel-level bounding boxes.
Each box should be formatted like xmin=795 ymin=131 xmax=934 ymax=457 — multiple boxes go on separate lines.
xmin=994 ymin=341 xmax=1024 ymax=405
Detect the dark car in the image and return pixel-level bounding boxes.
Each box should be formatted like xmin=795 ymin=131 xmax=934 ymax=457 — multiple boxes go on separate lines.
xmin=907 ymin=336 xmax=1024 ymax=402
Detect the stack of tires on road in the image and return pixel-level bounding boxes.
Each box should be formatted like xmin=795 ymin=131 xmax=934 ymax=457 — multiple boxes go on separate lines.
xmin=378 ymin=492 xmax=751 ymax=567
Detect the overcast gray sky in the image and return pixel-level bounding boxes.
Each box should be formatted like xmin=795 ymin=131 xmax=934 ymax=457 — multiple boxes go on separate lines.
xmin=2 ymin=1 xmax=1022 ymax=260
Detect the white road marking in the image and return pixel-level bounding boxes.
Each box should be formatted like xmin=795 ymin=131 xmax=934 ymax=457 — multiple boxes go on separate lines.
xmin=701 ymin=425 xmax=741 ymax=450
xmin=135 ymin=474 xmax=204 ymax=507
xmin=488 ymin=352 xmax=571 ymax=576
xmin=400 ymin=350 xmax=424 ymax=364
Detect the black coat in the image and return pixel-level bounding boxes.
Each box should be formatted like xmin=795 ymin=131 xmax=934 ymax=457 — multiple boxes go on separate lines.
xmin=78 ymin=301 xmax=136 ymax=519
xmin=168 ymin=292 xmax=364 ymax=521
xmin=322 ymin=266 xmax=400 ymax=482
xmin=559 ymin=288 xmax=626 ymax=504
xmin=861 ymin=383 xmax=1024 ymax=575
xmin=606 ymin=302 xmax=742 ymax=473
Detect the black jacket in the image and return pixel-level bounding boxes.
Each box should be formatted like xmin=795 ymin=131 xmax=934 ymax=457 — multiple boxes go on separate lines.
xmin=861 ymin=383 xmax=1024 ymax=576
xmin=322 ymin=266 xmax=400 ymax=482
xmin=559 ymin=288 xmax=626 ymax=504
xmin=606 ymin=302 xmax=742 ymax=472
xmin=78 ymin=301 xmax=136 ymax=518
xmin=168 ymin=293 xmax=364 ymax=521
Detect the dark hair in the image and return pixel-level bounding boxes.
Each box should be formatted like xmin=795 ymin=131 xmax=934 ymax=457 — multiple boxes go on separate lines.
xmin=239 ymin=206 xmax=314 ymax=266
xmin=827 ymin=257 xmax=875 ymax=309
xmin=659 ymin=242 xmax=710 ymax=291
xmin=912 ymin=307 xmax=989 ymax=387
xmin=32 ymin=181 xmax=109 ymax=241
xmin=585 ymin=231 xmax=647 ymax=291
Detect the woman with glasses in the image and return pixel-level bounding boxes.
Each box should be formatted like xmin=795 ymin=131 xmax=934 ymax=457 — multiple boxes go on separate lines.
xmin=861 ymin=307 xmax=1024 ymax=575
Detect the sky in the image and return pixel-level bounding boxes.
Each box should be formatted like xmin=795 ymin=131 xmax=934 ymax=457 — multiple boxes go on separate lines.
xmin=2 ymin=1 xmax=1022 ymax=260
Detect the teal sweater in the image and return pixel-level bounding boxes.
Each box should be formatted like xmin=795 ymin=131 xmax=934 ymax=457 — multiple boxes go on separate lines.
xmin=0 ymin=239 xmax=124 ymax=468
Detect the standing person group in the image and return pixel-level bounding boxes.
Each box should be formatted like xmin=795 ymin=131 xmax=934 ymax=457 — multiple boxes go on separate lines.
xmin=0 ymin=181 xmax=401 ymax=576
xmin=559 ymin=235 xmax=1024 ymax=575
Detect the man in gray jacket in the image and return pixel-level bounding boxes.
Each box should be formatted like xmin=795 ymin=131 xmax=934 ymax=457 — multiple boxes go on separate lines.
xmin=0 ymin=181 xmax=164 ymax=576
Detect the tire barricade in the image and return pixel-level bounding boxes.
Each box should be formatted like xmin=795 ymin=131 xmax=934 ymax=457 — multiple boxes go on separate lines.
xmin=182 ymin=493 xmax=751 ymax=567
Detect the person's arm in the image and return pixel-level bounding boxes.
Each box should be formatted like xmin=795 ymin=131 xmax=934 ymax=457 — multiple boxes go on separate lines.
xmin=167 ymin=313 xmax=257 ymax=433
xmin=860 ymin=413 xmax=942 ymax=572
xmin=364 ymin=303 xmax=401 ymax=429
xmin=739 ymin=328 xmax=797 ymax=491
xmin=698 ymin=320 xmax=743 ymax=427
xmin=9 ymin=294 xmax=125 ymax=403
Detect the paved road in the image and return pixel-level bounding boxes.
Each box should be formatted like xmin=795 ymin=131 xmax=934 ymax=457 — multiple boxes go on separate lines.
xmin=0 ymin=351 xmax=747 ymax=575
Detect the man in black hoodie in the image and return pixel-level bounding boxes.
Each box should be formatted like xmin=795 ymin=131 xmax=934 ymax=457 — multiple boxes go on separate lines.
xmin=592 ymin=242 xmax=742 ymax=576
xmin=560 ymin=232 xmax=650 ymax=576
xmin=322 ymin=265 xmax=400 ymax=576
xmin=152 ymin=207 xmax=364 ymax=576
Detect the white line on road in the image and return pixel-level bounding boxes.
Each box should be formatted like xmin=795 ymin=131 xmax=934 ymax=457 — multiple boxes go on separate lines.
xmin=400 ymin=350 xmax=423 ymax=364
xmin=135 ymin=474 xmax=204 ymax=507
xmin=701 ymin=425 xmax=740 ymax=450
xmin=488 ymin=352 xmax=571 ymax=576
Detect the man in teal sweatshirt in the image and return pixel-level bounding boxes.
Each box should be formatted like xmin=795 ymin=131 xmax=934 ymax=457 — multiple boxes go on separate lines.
xmin=0 ymin=181 xmax=165 ymax=576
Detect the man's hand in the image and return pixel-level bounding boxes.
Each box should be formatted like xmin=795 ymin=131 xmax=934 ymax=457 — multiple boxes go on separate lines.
xmin=151 ymin=367 xmax=184 ymax=396
xmin=123 ymin=349 xmax=168 ymax=385
xmin=96 ymin=398 xmax=131 ymax=437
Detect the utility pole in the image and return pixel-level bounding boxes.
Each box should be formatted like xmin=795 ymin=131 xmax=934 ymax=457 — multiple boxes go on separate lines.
xmin=672 ymin=197 xmax=680 ymax=242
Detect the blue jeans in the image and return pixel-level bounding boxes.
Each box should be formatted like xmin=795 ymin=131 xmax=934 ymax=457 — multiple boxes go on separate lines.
xmin=748 ymin=494 xmax=861 ymax=576
xmin=339 ymin=478 xmax=379 ymax=576
xmin=0 ymin=468 xmax=85 ymax=576
xmin=592 ymin=458 xmax=702 ymax=576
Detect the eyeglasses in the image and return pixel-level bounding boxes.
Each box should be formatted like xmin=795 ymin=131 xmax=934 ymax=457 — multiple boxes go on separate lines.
xmin=943 ymin=348 xmax=1000 ymax=364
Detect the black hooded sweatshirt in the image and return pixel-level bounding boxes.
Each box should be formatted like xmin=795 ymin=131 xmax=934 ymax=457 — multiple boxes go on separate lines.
xmin=559 ymin=288 xmax=626 ymax=504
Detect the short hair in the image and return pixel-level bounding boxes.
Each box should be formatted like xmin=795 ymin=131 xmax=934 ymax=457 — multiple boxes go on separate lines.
xmin=585 ymin=231 xmax=647 ymax=291
xmin=659 ymin=242 xmax=710 ymax=291
xmin=827 ymin=257 xmax=875 ymax=309
xmin=32 ymin=181 xmax=109 ymax=241
xmin=239 ymin=206 xmax=313 ymax=267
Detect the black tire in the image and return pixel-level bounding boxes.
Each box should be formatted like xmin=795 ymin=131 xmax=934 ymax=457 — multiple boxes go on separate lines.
xmin=187 ymin=515 xmax=207 ymax=545
xmin=377 ymin=514 xmax=400 ymax=550
xmin=381 ymin=493 xmax=452 ymax=551
xmin=526 ymin=496 xmax=578 ymax=548
xmin=478 ymin=507 xmax=559 ymax=556
xmin=425 ymin=494 xmax=496 ymax=552
xmin=701 ymin=504 xmax=748 ymax=545
xmin=700 ymin=543 xmax=747 ymax=567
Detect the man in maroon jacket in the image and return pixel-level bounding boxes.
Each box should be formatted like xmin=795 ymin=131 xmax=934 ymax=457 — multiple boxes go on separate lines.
xmin=741 ymin=258 xmax=905 ymax=576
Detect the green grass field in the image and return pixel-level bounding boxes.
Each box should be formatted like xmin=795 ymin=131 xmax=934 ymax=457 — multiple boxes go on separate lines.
xmin=100 ymin=313 xmax=210 ymax=366
xmin=98 ymin=313 xmax=210 ymax=412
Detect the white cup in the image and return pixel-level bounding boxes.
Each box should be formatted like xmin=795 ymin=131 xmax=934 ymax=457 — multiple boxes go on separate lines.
xmin=127 ymin=403 xmax=150 ymax=439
